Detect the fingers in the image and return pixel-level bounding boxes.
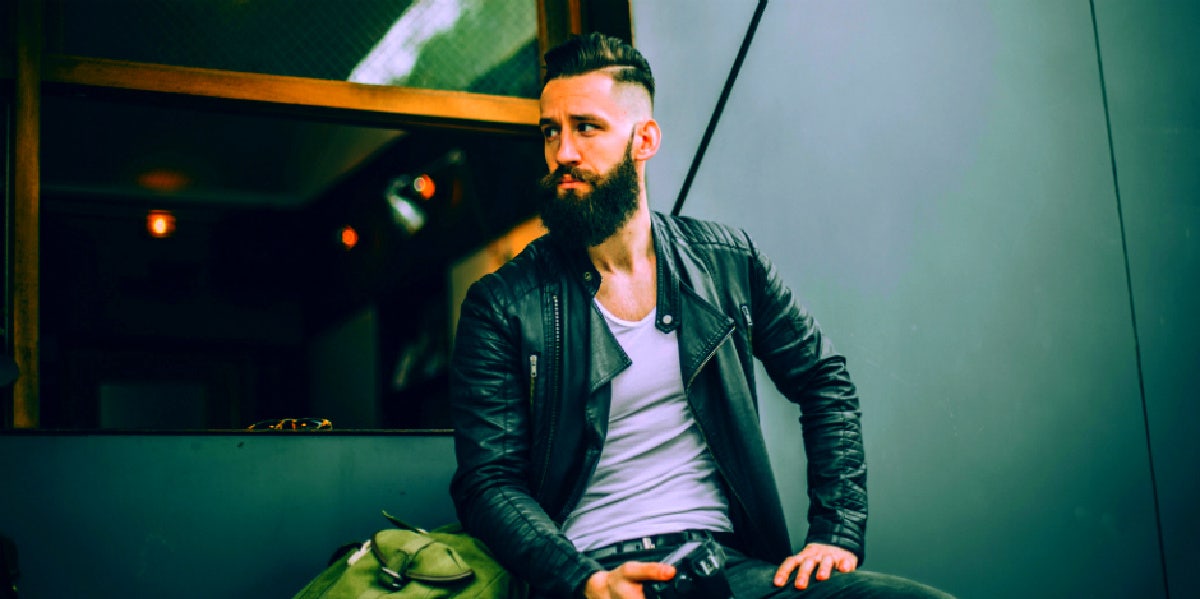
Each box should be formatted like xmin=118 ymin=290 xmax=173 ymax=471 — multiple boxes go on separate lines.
xmin=585 ymin=562 xmax=678 ymax=599
xmin=774 ymin=543 xmax=859 ymax=589
xmin=795 ymin=557 xmax=818 ymax=589
xmin=617 ymin=561 xmax=676 ymax=582
xmin=772 ymin=556 xmax=793 ymax=586
xmin=773 ymin=554 xmax=815 ymax=588
xmin=837 ymin=554 xmax=859 ymax=573
xmin=815 ymin=555 xmax=835 ymax=581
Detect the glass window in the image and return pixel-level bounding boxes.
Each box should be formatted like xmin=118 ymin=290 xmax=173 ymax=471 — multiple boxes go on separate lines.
xmin=46 ymin=0 xmax=540 ymax=97
xmin=36 ymin=93 xmax=543 ymax=430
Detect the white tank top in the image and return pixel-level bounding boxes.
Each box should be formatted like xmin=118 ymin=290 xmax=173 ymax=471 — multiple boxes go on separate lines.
xmin=561 ymin=301 xmax=732 ymax=551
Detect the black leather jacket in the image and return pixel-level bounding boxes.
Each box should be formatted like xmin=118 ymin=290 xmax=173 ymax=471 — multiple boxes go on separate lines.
xmin=449 ymin=212 xmax=866 ymax=597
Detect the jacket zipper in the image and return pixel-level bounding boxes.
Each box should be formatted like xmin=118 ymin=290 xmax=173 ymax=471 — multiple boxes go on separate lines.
xmin=686 ymin=326 xmax=733 ymax=390
xmin=533 ymin=292 xmax=561 ymax=497
xmin=528 ymin=354 xmax=538 ymax=405
xmin=740 ymin=304 xmax=753 ymax=345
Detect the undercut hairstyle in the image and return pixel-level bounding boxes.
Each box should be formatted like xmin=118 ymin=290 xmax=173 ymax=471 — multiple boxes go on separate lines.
xmin=543 ymin=32 xmax=655 ymax=105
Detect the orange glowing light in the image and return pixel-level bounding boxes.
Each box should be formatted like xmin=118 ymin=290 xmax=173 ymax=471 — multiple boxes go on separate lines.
xmin=412 ymin=174 xmax=435 ymax=200
xmin=147 ymin=210 xmax=176 ymax=238
xmin=138 ymin=170 xmax=190 ymax=193
xmin=340 ymin=226 xmax=359 ymax=250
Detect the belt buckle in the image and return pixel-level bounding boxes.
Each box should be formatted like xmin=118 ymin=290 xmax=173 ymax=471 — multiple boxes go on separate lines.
xmin=641 ymin=537 xmax=655 ymax=550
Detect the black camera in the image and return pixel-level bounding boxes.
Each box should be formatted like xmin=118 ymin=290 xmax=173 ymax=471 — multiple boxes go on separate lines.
xmin=643 ymin=538 xmax=731 ymax=599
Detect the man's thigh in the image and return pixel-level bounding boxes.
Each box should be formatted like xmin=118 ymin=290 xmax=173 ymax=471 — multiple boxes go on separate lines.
xmin=723 ymin=549 xmax=953 ymax=599
xmin=592 ymin=543 xmax=953 ymax=599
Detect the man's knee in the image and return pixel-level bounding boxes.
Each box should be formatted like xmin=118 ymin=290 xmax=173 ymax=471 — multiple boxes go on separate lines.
xmin=824 ymin=570 xmax=955 ymax=599
xmin=725 ymin=567 xmax=953 ymax=599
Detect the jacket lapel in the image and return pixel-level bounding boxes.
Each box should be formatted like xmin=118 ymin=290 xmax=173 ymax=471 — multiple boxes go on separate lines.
xmin=650 ymin=214 xmax=736 ymax=391
xmin=589 ymin=305 xmax=629 ymax=394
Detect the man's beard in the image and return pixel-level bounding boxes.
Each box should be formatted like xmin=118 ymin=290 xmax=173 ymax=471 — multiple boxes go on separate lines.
xmin=537 ymin=141 xmax=640 ymax=248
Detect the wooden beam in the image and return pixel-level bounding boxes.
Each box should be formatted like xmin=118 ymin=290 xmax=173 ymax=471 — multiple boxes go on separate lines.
xmin=13 ymin=0 xmax=41 ymax=427
xmin=40 ymin=55 xmax=540 ymax=135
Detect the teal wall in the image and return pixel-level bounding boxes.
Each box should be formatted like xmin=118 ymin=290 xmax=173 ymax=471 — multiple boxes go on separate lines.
xmin=0 ymin=433 xmax=458 ymax=598
xmin=631 ymin=1 xmax=1196 ymax=597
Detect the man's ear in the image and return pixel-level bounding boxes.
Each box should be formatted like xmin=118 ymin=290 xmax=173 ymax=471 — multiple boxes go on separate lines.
xmin=632 ymin=119 xmax=661 ymax=161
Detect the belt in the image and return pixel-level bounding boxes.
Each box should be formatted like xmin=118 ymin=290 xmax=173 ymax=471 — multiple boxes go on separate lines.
xmin=583 ymin=530 xmax=725 ymax=561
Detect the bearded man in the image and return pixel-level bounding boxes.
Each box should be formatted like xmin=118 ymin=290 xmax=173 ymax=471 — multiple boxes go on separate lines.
xmin=449 ymin=33 xmax=953 ymax=599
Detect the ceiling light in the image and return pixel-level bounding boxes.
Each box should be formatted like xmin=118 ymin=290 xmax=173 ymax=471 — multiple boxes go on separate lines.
xmin=412 ymin=174 xmax=435 ymax=200
xmin=147 ymin=210 xmax=176 ymax=238
xmin=388 ymin=174 xmax=436 ymax=201
xmin=386 ymin=175 xmax=433 ymax=234
xmin=340 ymin=225 xmax=359 ymax=250
xmin=388 ymin=196 xmax=426 ymax=235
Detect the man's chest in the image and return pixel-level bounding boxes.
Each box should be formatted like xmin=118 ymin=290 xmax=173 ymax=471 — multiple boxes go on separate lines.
xmin=594 ymin=269 xmax=656 ymax=321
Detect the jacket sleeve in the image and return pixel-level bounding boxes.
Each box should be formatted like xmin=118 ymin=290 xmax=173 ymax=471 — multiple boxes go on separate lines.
xmin=448 ymin=276 xmax=602 ymax=597
xmin=745 ymin=236 xmax=868 ymax=562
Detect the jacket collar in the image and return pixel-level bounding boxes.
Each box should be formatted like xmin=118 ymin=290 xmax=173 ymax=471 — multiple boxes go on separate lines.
xmin=572 ymin=212 xmax=734 ymax=392
xmin=550 ymin=212 xmax=683 ymax=335
xmin=553 ymin=213 xmax=687 ymax=393
xmin=651 ymin=212 xmax=682 ymax=333
xmin=651 ymin=213 xmax=737 ymax=388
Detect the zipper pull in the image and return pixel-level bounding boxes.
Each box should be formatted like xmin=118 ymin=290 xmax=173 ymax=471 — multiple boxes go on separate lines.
xmin=529 ymin=354 xmax=538 ymax=404
xmin=740 ymin=304 xmax=753 ymax=343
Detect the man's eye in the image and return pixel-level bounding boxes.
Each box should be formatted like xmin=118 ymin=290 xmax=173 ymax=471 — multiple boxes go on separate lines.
xmin=541 ymin=127 xmax=560 ymax=140
xmin=577 ymin=123 xmax=599 ymax=134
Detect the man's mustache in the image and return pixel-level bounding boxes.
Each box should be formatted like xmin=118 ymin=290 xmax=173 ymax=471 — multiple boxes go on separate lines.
xmin=540 ymin=165 xmax=600 ymax=188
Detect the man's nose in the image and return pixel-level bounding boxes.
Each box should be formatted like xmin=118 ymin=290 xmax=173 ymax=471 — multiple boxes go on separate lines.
xmin=555 ymin=131 xmax=581 ymax=164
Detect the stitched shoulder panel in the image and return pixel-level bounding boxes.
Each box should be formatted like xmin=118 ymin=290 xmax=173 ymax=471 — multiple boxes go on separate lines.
xmin=663 ymin=212 xmax=754 ymax=256
xmin=469 ymin=233 xmax=555 ymax=312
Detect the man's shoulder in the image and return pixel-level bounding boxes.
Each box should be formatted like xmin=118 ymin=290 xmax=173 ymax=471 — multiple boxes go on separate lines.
xmin=655 ymin=211 xmax=754 ymax=254
xmin=466 ymin=233 xmax=557 ymax=308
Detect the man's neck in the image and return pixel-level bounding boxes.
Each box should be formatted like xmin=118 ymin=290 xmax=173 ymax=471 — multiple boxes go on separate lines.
xmin=587 ymin=200 xmax=654 ymax=275
xmin=588 ymin=198 xmax=657 ymax=322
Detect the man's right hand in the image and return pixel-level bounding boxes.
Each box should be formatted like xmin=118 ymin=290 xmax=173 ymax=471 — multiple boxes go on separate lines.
xmin=584 ymin=562 xmax=676 ymax=599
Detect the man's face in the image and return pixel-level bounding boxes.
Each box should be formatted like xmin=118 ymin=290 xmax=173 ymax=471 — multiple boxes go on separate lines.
xmin=537 ymin=136 xmax=639 ymax=247
xmin=537 ymin=72 xmax=650 ymax=246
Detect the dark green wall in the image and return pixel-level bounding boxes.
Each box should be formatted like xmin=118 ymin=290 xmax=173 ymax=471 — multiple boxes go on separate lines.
xmin=1097 ymin=0 xmax=1200 ymax=593
xmin=631 ymin=1 xmax=1197 ymax=597
xmin=0 ymin=433 xmax=457 ymax=598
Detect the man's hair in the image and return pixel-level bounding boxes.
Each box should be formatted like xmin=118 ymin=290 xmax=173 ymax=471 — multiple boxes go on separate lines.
xmin=542 ymin=32 xmax=655 ymax=104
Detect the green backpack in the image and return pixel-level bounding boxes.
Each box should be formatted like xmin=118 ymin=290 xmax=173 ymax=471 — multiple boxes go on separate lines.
xmin=292 ymin=514 xmax=521 ymax=599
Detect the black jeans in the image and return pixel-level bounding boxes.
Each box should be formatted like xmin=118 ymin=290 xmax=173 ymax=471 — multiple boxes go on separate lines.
xmin=592 ymin=543 xmax=953 ymax=599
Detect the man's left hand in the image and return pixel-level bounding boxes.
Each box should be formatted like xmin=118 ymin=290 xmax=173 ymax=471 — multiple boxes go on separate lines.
xmin=773 ymin=543 xmax=858 ymax=590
